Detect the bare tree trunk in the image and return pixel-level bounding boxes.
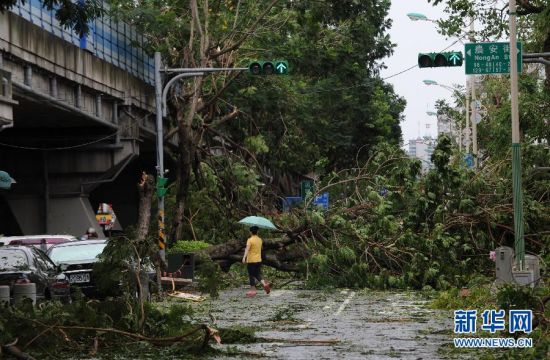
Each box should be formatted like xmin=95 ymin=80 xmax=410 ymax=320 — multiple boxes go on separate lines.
xmin=137 ymin=172 xmax=155 ymax=242
xmin=170 ymin=122 xmax=195 ymax=242
xmin=136 ymin=172 xmax=157 ymax=295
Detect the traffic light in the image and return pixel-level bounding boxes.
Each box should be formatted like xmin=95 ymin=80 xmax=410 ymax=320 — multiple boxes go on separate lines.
xmin=156 ymin=176 xmax=168 ymax=197
xmin=248 ymin=61 xmax=289 ymax=75
xmin=418 ymin=52 xmax=463 ymax=68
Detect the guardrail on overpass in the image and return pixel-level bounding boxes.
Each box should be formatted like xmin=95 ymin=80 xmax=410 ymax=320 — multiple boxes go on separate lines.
xmin=11 ymin=0 xmax=154 ymax=86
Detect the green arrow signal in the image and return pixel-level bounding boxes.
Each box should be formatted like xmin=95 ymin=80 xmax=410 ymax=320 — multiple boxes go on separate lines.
xmin=276 ymin=62 xmax=288 ymax=74
xmin=449 ymin=52 xmax=461 ymax=65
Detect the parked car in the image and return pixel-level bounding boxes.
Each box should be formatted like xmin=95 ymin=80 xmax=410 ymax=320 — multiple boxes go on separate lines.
xmin=0 ymin=235 xmax=77 ymax=251
xmin=47 ymin=240 xmax=107 ymax=297
xmin=0 ymin=246 xmax=71 ymax=303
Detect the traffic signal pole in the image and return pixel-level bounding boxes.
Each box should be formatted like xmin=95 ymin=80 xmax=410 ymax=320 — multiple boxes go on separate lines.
xmin=509 ymin=0 xmax=524 ymax=269
xmin=153 ymin=53 xmax=268 ymax=265
xmin=154 ymin=53 xmax=167 ymax=265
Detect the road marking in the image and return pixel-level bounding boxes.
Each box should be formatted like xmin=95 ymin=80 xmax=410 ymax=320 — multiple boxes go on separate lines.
xmin=269 ymin=290 xmax=294 ymax=298
xmin=334 ymin=291 xmax=356 ymax=316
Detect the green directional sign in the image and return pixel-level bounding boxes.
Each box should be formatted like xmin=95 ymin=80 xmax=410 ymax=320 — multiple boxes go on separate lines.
xmin=465 ymin=42 xmax=522 ymax=75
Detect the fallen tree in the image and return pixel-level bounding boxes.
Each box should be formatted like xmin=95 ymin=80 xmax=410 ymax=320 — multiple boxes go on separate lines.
xmin=197 ymin=225 xmax=310 ymax=272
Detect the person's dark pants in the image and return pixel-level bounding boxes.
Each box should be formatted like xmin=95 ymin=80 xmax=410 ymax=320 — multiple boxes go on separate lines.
xmin=247 ymin=262 xmax=263 ymax=286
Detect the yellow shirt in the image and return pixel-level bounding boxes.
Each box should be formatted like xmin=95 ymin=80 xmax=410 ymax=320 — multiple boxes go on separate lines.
xmin=246 ymin=235 xmax=262 ymax=263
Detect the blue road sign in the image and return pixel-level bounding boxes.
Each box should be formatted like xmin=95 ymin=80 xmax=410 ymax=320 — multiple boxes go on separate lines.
xmin=313 ymin=192 xmax=329 ymax=210
xmin=464 ymin=154 xmax=474 ymax=168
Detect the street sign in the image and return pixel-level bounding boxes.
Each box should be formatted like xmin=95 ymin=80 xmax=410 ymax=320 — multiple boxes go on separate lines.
xmin=471 ymin=100 xmax=482 ymax=111
xmin=464 ymin=154 xmax=474 ymax=168
xmin=313 ymin=192 xmax=329 ymax=210
xmin=96 ymin=203 xmax=117 ymax=230
xmin=462 ymin=128 xmax=472 ymax=136
xmin=463 ymin=137 xmax=471 ymax=146
xmin=473 ymin=112 xmax=483 ymax=124
xmin=465 ymin=42 xmax=522 ymax=75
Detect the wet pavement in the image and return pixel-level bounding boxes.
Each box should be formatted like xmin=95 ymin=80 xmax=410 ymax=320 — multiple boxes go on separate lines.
xmin=193 ymin=288 xmax=459 ymax=359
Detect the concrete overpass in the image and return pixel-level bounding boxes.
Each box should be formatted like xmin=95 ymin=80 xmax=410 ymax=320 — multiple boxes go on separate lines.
xmin=0 ymin=1 xmax=161 ymax=237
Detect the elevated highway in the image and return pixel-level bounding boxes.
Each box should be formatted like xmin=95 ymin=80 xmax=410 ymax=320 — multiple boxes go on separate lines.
xmin=0 ymin=1 xmax=161 ymax=236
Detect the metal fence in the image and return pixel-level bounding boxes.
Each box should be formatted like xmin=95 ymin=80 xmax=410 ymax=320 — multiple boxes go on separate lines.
xmin=11 ymin=0 xmax=154 ymax=85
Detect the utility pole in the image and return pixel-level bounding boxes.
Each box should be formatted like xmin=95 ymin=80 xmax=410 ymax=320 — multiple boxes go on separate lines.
xmin=509 ymin=0 xmax=524 ymax=269
xmin=469 ymin=16 xmax=478 ymax=167
xmin=465 ymin=79 xmax=471 ymax=155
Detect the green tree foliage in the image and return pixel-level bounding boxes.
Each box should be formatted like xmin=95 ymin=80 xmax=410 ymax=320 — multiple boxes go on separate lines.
xmin=284 ymin=135 xmax=550 ymax=290
xmin=108 ymin=0 xmax=405 ymax=241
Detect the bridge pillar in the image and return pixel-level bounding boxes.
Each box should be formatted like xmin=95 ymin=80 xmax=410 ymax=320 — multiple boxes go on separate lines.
xmin=5 ymin=195 xmax=103 ymax=237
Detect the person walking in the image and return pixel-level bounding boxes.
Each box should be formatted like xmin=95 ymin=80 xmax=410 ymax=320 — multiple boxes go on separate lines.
xmin=242 ymin=226 xmax=270 ymax=297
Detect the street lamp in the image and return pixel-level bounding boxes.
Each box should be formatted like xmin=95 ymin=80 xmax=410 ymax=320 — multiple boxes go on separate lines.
xmin=426 ymin=111 xmax=437 ymax=116
xmin=407 ymin=12 xmax=434 ymax=22
xmin=422 ymin=79 xmax=465 ymax=151
xmin=509 ymin=0 xmax=525 ymax=269
xmin=423 ymin=79 xmax=460 ymax=93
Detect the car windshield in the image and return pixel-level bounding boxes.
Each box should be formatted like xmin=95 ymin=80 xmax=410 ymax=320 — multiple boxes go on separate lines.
xmin=48 ymin=243 xmax=107 ymax=264
xmin=0 ymin=249 xmax=30 ymax=271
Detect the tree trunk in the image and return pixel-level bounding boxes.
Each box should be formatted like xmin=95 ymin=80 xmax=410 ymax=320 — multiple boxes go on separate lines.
xmin=170 ymin=122 xmax=195 ymax=242
xmin=136 ymin=172 xmax=155 ymax=242
xmin=197 ymin=226 xmax=310 ymax=272
xmin=136 ymin=172 xmax=156 ymax=299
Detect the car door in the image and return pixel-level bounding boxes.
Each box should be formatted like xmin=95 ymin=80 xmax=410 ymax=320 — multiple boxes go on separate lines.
xmin=31 ymin=248 xmax=53 ymax=299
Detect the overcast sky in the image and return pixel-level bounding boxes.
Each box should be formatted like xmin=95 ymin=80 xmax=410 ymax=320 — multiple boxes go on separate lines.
xmin=381 ymin=0 xmax=466 ymax=143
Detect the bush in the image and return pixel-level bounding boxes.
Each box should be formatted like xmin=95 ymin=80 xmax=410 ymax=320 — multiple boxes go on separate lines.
xmin=168 ymin=240 xmax=211 ymax=254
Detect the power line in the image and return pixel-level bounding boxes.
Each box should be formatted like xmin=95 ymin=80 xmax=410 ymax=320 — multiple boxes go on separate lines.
xmin=296 ymin=38 xmax=464 ymax=94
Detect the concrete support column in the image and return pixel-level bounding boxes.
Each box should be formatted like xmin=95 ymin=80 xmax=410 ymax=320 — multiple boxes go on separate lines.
xmin=24 ymin=66 xmax=32 ymax=87
xmin=95 ymin=94 xmax=102 ymax=118
xmin=49 ymin=77 xmax=58 ymax=98
xmin=113 ymin=102 xmax=120 ymax=143
xmin=75 ymin=85 xmax=82 ymax=108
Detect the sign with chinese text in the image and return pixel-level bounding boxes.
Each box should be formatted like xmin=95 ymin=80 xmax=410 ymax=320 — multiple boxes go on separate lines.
xmin=465 ymin=42 xmax=522 ymax=75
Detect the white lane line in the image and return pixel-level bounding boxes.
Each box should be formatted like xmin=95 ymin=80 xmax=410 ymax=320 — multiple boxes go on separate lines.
xmin=334 ymin=291 xmax=356 ymax=316
xmin=270 ymin=290 xmax=294 ymax=298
